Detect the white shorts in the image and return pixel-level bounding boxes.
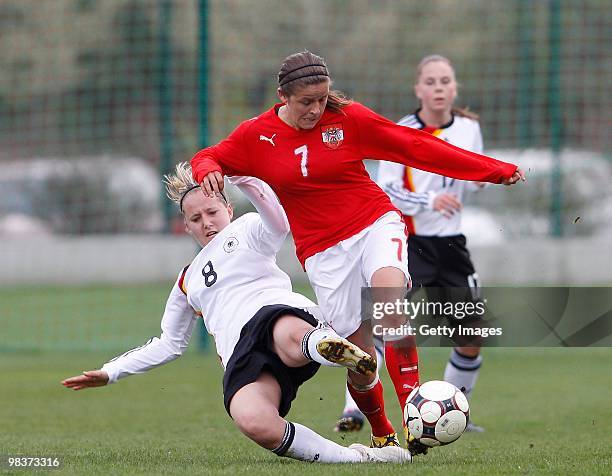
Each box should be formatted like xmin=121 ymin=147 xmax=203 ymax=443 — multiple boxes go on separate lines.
xmin=304 ymin=212 xmax=410 ymax=338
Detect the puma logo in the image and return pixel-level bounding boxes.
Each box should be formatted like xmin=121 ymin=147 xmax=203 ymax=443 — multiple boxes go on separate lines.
xmin=259 ymin=133 xmax=276 ymax=146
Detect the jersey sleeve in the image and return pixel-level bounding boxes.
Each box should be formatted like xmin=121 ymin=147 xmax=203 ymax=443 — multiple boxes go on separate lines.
xmin=191 ymin=120 xmax=254 ymax=184
xmin=466 ymin=122 xmax=489 ymax=193
xmin=472 ymin=122 xmax=484 ymax=155
xmin=376 ymin=160 xmax=433 ymax=215
xmin=351 ymin=103 xmax=517 ymax=183
xmin=101 ymin=272 xmax=198 ymax=384
xmin=229 ymin=176 xmax=289 ymax=254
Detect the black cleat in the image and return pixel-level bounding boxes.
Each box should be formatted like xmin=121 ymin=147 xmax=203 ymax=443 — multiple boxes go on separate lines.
xmin=405 ymin=426 xmax=429 ymax=456
xmin=334 ymin=410 xmax=365 ymax=432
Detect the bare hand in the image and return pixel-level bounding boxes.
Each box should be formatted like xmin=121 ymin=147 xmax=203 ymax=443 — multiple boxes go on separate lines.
xmin=501 ymin=167 xmax=526 ymax=186
xmin=433 ymin=193 xmax=462 ymax=218
xmin=199 ymin=171 xmax=224 ymax=197
xmin=62 ymin=370 xmax=109 ymax=391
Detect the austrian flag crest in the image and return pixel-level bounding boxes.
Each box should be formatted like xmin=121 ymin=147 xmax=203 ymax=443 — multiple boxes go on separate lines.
xmin=321 ymin=123 xmax=344 ymax=149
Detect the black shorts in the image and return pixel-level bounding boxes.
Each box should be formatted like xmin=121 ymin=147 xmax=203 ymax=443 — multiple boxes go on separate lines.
xmin=408 ymin=234 xmax=476 ymax=288
xmin=407 ymin=235 xmax=483 ymax=334
xmin=223 ymin=304 xmax=320 ymax=418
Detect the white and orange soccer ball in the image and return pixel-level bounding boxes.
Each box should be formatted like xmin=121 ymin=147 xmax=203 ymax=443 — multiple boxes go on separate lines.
xmin=404 ymin=380 xmax=470 ymax=447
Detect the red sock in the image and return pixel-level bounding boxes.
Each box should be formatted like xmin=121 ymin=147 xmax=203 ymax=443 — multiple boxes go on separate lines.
xmin=347 ymin=378 xmax=395 ymax=437
xmin=384 ymin=338 xmax=420 ymax=410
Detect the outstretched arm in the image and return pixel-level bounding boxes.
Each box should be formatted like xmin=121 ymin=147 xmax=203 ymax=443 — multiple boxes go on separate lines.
xmin=61 ymin=276 xmax=197 ymax=390
xmin=354 ymin=103 xmax=525 ymax=185
xmin=62 ymin=370 xmax=109 ymax=390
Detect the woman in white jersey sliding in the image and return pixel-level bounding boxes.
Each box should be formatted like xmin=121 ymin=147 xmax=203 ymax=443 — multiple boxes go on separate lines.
xmin=61 ymin=162 xmax=411 ymax=464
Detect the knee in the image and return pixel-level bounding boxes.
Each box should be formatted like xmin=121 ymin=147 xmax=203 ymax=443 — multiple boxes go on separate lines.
xmin=387 ymin=335 xmax=417 ymax=348
xmin=455 ymin=346 xmax=481 ymax=358
xmin=272 ymin=315 xmax=314 ymax=352
xmin=233 ymin=409 xmax=281 ymax=448
xmin=371 ymin=266 xmax=407 ymax=287
xmin=348 ymin=368 xmax=376 ymax=387
xmin=234 ymin=409 xmax=269 ymax=439
xmin=272 ymin=315 xmax=310 ymax=348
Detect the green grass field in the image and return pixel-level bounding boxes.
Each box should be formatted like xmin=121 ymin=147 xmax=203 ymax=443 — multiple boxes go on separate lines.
xmin=2 ymin=284 xmax=611 ymax=474
xmin=2 ymin=349 xmax=611 ymax=475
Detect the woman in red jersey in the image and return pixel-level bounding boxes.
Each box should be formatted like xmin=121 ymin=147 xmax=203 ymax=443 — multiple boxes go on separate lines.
xmin=191 ymin=50 xmax=524 ymax=453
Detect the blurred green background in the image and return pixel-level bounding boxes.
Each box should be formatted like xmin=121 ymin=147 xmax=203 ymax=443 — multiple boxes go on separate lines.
xmin=1 ymin=3 xmax=611 ymax=473
xmin=1 ymin=1 xmax=610 ymax=349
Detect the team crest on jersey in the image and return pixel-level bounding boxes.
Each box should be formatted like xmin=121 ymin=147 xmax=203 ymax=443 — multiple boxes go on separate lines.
xmin=321 ymin=123 xmax=344 ymax=149
xmin=223 ymin=237 xmax=239 ymax=253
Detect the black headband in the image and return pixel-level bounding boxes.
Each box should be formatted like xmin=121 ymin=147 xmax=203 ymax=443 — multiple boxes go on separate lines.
xmin=179 ymin=185 xmax=227 ymax=212
xmin=279 ymin=63 xmax=329 ymax=86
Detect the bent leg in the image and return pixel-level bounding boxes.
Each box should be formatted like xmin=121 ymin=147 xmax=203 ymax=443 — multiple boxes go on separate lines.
xmin=303 ymin=226 xmax=399 ymax=441
xmin=229 ymin=372 xmax=285 ymax=449
xmin=271 ymin=314 xmax=375 ymax=375
xmin=270 ymin=315 xmax=313 ymax=368
xmin=229 ymin=371 xmax=364 ymax=463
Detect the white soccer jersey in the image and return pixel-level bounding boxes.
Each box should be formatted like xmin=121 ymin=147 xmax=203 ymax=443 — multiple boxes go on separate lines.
xmin=101 ymin=177 xmax=315 ymax=383
xmin=376 ymin=111 xmax=484 ymax=236
xmin=183 ymin=212 xmax=315 ymax=366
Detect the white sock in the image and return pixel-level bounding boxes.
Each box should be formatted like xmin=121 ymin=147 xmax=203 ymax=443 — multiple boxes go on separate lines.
xmin=301 ymin=325 xmax=345 ymax=367
xmin=444 ymin=348 xmax=482 ymax=399
xmin=342 ymin=339 xmax=384 ymax=415
xmin=272 ymin=421 xmax=362 ymax=463
xmin=343 ymin=384 xmax=361 ymax=414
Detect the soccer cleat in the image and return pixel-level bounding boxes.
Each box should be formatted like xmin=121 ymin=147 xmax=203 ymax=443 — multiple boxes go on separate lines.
xmin=404 ymin=425 xmax=429 ymax=456
xmin=465 ymin=421 xmax=485 ymax=433
xmin=407 ymin=434 xmax=429 ymax=456
xmin=349 ymin=443 xmax=412 ymax=463
xmin=316 ymin=337 xmax=376 ymax=376
xmin=334 ymin=409 xmax=365 ymax=432
xmin=370 ymin=432 xmax=401 ymax=448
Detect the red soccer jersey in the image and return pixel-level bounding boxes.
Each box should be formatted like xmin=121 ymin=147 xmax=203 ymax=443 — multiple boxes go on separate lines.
xmin=191 ymin=102 xmax=516 ymax=265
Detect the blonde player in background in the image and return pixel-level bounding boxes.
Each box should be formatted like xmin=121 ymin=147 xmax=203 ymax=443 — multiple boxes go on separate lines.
xmin=62 ymin=162 xmax=412 ymax=464
xmin=336 ymin=54 xmax=493 ymax=437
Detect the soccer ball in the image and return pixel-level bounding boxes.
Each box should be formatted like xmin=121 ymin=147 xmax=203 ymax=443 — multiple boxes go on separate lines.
xmin=404 ymin=380 xmax=470 ymax=447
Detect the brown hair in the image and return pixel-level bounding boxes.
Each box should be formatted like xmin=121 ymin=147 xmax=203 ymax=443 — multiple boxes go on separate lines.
xmin=415 ymin=54 xmax=479 ymax=120
xmin=278 ymin=50 xmax=352 ymax=113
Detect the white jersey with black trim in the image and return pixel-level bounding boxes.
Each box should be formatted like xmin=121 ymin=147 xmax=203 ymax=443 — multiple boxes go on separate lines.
xmin=101 ymin=177 xmax=316 ymax=383
xmin=183 ymin=212 xmax=315 ymax=367
xmin=376 ymin=112 xmax=484 ymax=236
